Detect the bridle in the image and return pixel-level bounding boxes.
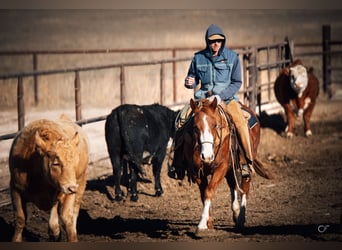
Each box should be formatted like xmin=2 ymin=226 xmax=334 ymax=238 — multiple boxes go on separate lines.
xmin=195 ymin=104 xmax=230 ymax=168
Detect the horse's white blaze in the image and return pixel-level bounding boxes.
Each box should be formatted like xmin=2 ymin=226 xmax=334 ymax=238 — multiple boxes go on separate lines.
xmin=198 ymin=199 xmax=211 ymax=229
xmin=200 ymin=114 xmax=214 ymax=162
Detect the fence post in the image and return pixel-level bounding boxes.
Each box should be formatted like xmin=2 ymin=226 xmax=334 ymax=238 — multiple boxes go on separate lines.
xmin=284 ymin=36 xmax=293 ymax=66
xmin=172 ymin=49 xmax=177 ymax=103
xmin=74 ymin=71 xmax=82 ymax=121
xmin=33 ymin=53 xmax=39 ymax=105
xmin=160 ymin=63 xmax=165 ymax=105
xmin=322 ymin=24 xmax=332 ymax=98
xmin=17 ymin=76 xmax=25 ymax=130
xmin=248 ymin=46 xmax=258 ymax=112
xmin=242 ymin=50 xmax=248 ymax=105
xmin=120 ymin=66 xmax=125 ymax=105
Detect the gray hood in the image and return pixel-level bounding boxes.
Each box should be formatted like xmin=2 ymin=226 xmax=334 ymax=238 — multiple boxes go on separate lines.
xmin=205 ymin=24 xmax=226 ymax=56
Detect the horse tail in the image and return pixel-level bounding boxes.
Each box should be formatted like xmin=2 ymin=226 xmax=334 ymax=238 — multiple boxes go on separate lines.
xmin=253 ymin=157 xmax=274 ymax=179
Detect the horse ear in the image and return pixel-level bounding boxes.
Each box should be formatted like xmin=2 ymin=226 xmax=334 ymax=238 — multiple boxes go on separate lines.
xmin=211 ymin=97 xmax=218 ymax=109
xmin=190 ymin=98 xmax=198 ymax=112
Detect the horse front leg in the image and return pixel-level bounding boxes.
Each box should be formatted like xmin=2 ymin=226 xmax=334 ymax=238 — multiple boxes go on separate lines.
xmin=236 ymin=176 xmax=250 ymax=229
xmin=226 ymin=169 xmax=250 ymax=229
xmin=226 ymin=170 xmax=240 ymax=225
xmin=197 ymin=165 xmax=227 ymax=231
xmin=196 ymin=176 xmax=211 ymax=231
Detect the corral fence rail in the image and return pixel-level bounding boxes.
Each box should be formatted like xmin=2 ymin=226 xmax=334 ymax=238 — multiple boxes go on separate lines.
xmin=295 ymin=25 xmax=342 ymax=98
xmin=0 ymin=25 xmax=340 ymax=141
xmin=0 ymin=43 xmax=288 ymax=141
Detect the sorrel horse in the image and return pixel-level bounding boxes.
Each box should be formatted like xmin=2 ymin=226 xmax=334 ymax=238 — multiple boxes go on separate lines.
xmin=169 ymin=97 xmax=272 ymax=232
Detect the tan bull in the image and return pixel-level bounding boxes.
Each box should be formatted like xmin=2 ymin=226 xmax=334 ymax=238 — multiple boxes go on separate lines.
xmin=9 ymin=115 xmax=89 ymax=242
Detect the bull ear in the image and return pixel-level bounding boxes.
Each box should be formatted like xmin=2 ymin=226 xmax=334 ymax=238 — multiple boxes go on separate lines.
xmin=71 ymin=131 xmax=80 ymax=147
xmin=35 ymin=131 xmax=47 ymax=152
xmin=190 ymin=98 xmax=198 ymax=112
xmin=281 ymin=67 xmax=290 ymax=76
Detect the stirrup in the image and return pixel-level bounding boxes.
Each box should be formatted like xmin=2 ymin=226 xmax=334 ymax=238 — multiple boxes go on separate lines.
xmin=241 ymin=164 xmax=250 ymax=178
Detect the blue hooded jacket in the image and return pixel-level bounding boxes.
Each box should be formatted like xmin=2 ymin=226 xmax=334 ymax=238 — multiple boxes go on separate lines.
xmin=185 ymin=24 xmax=242 ymax=102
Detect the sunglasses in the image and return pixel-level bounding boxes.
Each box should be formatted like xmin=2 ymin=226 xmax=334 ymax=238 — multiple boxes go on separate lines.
xmin=209 ymin=39 xmax=223 ymax=44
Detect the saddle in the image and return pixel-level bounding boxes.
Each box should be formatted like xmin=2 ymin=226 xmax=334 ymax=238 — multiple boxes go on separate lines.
xmin=175 ymin=100 xmax=258 ymax=131
xmin=241 ymin=104 xmax=258 ymax=129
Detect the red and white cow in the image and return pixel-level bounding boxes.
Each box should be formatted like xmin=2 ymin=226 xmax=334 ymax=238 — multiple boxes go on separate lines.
xmin=274 ymin=59 xmax=320 ymax=137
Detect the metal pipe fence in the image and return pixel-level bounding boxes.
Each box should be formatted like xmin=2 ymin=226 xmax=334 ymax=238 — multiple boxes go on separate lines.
xmin=0 ymin=42 xmax=293 ymax=141
xmin=1 ymin=24 xmax=341 ymax=141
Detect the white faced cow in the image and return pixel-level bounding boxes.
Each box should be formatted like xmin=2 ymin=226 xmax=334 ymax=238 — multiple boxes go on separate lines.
xmin=9 ymin=115 xmax=89 ymax=242
xmin=274 ymin=59 xmax=320 ymax=137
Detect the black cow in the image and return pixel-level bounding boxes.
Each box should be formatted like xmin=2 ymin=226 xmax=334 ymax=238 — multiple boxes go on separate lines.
xmin=105 ymin=103 xmax=178 ymax=202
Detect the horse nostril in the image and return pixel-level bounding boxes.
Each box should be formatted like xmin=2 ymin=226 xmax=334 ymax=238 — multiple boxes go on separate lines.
xmin=201 ymin=153 xmax=205 ymax=161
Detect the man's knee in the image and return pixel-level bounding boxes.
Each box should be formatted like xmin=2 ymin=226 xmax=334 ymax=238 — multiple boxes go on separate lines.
xmin=226 ymin=106 xmax=247 ymax=129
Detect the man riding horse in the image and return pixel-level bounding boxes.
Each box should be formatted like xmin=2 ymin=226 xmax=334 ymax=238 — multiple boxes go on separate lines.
xmin=169 ymin=24 xmax=254 ymax=178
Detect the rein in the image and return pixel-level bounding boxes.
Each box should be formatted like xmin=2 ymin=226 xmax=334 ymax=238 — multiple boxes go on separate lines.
xmin=218 ymin=105 xmax=245 ymax=194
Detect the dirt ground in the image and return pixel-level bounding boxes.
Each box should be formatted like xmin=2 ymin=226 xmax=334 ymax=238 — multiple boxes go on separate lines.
xmin=0 ymin=96 xmax=341 ymax=242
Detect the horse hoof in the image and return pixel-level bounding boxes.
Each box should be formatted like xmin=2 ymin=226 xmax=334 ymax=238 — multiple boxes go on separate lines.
xmin=155 ymin=189 xmax=164 ymax=197
xmin=168 ymin=169 xmax=184 ymax=180
xmin=305 ymin=130 xmax=312 ymax=137
xmin=49 ymin=233 xmax=62 ymax=242
xmin=130 ymin=194 xmax=139 ymax=202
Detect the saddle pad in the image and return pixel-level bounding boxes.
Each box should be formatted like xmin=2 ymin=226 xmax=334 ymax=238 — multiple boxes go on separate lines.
xmin=241 ymin=105 xmax=258 ymax=129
